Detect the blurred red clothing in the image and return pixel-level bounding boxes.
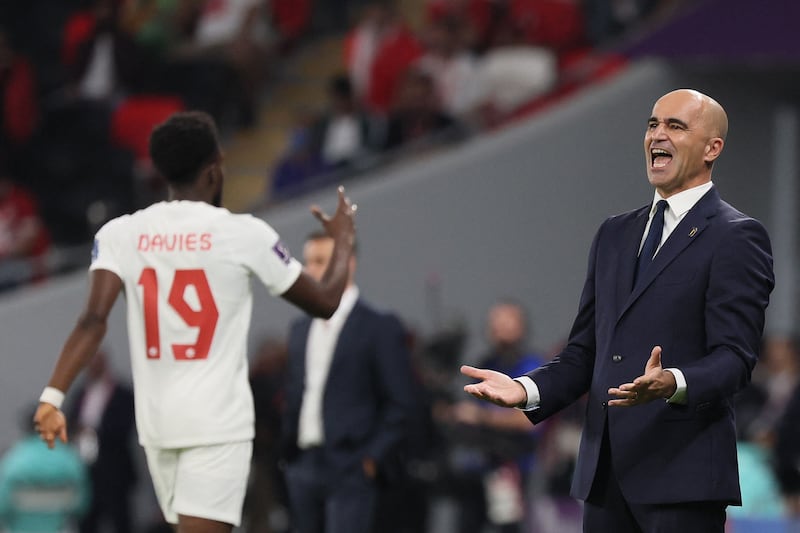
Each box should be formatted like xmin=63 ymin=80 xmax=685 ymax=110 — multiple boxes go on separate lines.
xmin=425 ymin=0 xmax=493 ymax=47
xmin=510 ymin=0 xmax=586 ymax=51
xmin=62 ymin=10 xmax=96 ymax=67
xmin=271 ymin=0 xmax=311 ymax=41
xmin=1 ymin=56 xmax=38 ymax=144
xmin=111 ymin=96 xmax=185 ymax=162
xmin=345 ymin=24 xmax=424 ymax=113
xmin=0 ymin=182 xmax=50 ymax=261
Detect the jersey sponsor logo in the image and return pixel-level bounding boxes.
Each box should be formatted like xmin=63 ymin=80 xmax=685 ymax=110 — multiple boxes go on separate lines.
xmin=272 ymin=240 xmax=292 ymax=264
xmin=138 ymin=233 xmax=213 ymax=252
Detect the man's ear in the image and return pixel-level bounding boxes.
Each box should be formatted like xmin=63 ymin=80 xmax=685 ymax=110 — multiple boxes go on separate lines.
xmin=704 ymin=137 xmax=724 ymax=164
xmin=207 ymin=163 xmax=218 ymax=183
xmin=204 ymin=161 xmax=222 ymax=188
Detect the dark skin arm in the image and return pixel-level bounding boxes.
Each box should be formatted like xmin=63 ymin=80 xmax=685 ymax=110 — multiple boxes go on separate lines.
xmin=281 ymin=186 xmax=357 ymax=318
xmin=34 ymin=269 xmax=123 ymax=448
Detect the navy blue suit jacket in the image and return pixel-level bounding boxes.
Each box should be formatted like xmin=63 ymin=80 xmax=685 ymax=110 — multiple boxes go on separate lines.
xmin=526 ymin=187 xmax=774 ymax=505
xmin=282 ymin=299 xmax=415 ymax=480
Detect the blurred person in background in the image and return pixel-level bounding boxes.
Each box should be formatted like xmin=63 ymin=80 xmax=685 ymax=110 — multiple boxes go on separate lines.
xmin=166 ymin=0 xmax=273 ymax=128
xmin=382 ymin=67 xmax=458 ymax=152
xmin=0 ymin=404 xmax=90 ymax=533
xmin=403 ymin=323 xmax=469 ymax=533
xmin=423 ymin=0 xmax=495 ymax=52
xmin=269 ymin=111 xmax=327 ymax=202
xmin=724 ymin=334 xmax=800 ymax=527
xmin=371 ymin=338 xmax=437 ymax=533
xmin=582 ymin=0 xmax=664 ymax=45
xmin=30 ymin=0 xmax=143 ymax=246
xmin=67 ymin=0 xmax=155 ymax=105
xmin=244 ymin=336 xmax=291 ymax=533
xmin=441 ymin=299 xmax=543 ymax=533
xmin=729 ymin=361 xmax=786 ymax=522
xmin=281 ymin=231 xmax=416 ymax=533
xmin=309 ymin=74 xmax=382 ymax=172
xmin=309 ymin=0 xmax=369 ymax=36
xmin=508 ymin=0 xmax=586 ymax=54
xmin=267 ymin=0 xmax=313 ymax=51
xmin=773 ymin=337 xmax=800 ymax=518
xmin=344 ymin=4 xmax=423 ymax=114
xmin=0 ymin=28 xmax=38 ymax=160
xmin=0 ymin=163 xmax=51 ymax=292
xmin=65 ymin=348 xmax=137 ymax=533
xmin=269 ymin=74 xmax=382 ymax=203
xmin=415 ymin=15 xmax=480 ymax=118
xmin=472 ymin=19 xmax=557 ymax=127
xmin=724 ymin=335 xmax=800 ymax=526
xmin=0 ymin=29 xmax=40 ymax=236
xmin=747 ymin=336 xmax=800 ymax=441
xmin=529 ymin=367 xmax=585 ymax=533
xmin=58 ymin=0 xmax=154 ymax=165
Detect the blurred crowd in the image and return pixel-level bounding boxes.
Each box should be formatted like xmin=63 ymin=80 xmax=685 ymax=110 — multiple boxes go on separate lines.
xmin=0 ymin=0 xmax=284 ymax=292
xmin=0 ymin=0 xmax=677 ymax=293
xmin=268 ymin=0 xmax=660 ymax=199
xmin=3 ymin=297 xmax=798 ymax=533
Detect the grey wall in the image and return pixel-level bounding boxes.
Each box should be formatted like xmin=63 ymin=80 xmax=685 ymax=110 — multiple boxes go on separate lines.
xmin=1 ymin=60 xmax=798 ymax=454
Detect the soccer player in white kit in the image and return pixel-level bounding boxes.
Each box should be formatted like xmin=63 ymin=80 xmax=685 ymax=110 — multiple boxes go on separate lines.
xmin=33 ymin=111 xmax=357 ymax=533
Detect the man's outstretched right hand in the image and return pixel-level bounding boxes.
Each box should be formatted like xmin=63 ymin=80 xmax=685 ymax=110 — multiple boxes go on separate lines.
xmin=461 ymin=365 xmax=528 ymax=408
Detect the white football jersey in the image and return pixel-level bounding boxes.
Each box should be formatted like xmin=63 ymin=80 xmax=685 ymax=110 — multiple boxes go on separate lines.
xmin=90 ymin=201 xmax=302 ymax=448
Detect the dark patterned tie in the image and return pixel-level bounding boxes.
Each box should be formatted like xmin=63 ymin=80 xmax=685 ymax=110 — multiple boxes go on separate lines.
xmin=635 ymin=199 xmax=668 ymax=286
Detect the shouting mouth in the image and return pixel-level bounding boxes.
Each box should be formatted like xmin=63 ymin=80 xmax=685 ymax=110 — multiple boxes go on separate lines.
xmin=650 ymin=148 xmax=672 ymax=169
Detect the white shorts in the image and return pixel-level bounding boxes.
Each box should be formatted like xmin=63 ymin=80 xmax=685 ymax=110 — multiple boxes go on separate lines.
xmin=144 ymin=441 xmax=252 ymax=526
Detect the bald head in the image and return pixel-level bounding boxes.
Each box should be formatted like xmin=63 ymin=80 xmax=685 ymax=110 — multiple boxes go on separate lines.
xmin=658 ymin=89 xmax=728 ymax=141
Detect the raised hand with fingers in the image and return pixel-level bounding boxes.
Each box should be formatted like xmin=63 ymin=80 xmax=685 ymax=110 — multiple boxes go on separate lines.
xmin=33 ymin=403 xmax=68 ymax=449
xmin=461 ymin=365 xmax=528 ymax=408
xmin=310 ymin=186 xmax=357 ymax=247
xmin=608 ymin=346 xmax=677 ymax=406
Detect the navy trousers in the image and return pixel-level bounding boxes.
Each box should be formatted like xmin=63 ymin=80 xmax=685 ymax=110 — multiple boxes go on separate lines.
xmin=284 ymin=447 xmax=377 ymax=533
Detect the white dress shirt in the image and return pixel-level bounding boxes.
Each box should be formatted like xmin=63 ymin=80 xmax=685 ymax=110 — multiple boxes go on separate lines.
xmin=78 ymin=378 xmax=114 ymax=430
xmin=79 ymin=34 xmax=115 ymax=100
xmin=297 ymin=285 xmax=360 ymax=448
xmin=639 ymin=181 xmax=714 ymax=256
xmin=76 ymin=378 xmax=114 ymax=464
xmin=517 ymin=182 xmax=715 ymax=409
xmin=322 ymin=115 xmax=362 ymax=164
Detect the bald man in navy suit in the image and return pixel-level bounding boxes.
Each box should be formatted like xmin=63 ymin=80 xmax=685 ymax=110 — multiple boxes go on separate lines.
xmin=462 ymin=89 xmax=775 ymax=532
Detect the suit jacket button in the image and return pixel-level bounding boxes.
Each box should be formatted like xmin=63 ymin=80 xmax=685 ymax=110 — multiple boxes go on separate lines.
xmin=612 ymin=354 xmax=623 ymax=363
xmin=601 ymin=401 xmax=607 ymax=409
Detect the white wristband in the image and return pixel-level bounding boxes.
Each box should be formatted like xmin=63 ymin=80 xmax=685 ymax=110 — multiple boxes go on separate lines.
xmin=39 ymin=387 xmax=65 ymax=410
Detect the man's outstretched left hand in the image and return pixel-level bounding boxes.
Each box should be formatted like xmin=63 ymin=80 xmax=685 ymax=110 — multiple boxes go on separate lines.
xmin=608 ymin=346 xmax=677 ymax=406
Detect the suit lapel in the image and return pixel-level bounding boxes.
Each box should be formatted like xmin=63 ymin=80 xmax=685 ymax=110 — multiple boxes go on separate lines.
xmin=294 ymin=318 xmax=312 ymax=378
xmin=618 ymin=188 xmax=720 ymax=321
xmin=328 ymin=301 xmax=364 ymax=374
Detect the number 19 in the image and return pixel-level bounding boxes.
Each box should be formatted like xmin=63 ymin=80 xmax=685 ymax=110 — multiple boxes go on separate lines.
xmin=137 ymin=268 xmax=219 ymax=360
